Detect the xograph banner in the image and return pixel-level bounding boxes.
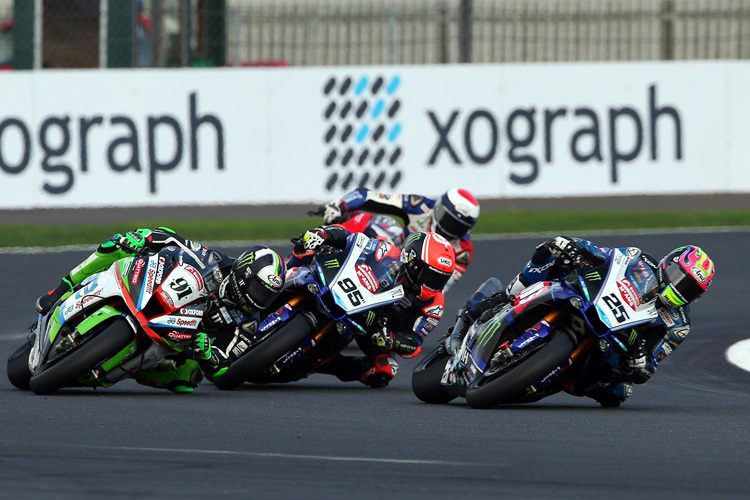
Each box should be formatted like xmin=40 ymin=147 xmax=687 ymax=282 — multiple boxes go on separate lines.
xmin=0 ymin=62 xmax=748 ymax=208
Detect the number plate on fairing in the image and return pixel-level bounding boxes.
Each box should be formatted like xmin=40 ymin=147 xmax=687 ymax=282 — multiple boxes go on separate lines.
xmin=155 ymin=264 xmax=206 ymax=311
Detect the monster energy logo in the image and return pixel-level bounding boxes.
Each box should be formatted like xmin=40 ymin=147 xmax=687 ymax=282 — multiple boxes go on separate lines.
xmin=323 ymin=259 xmax=340 ymax=269
xmin=365 ymin=311 xmax=376 ymax=326
xmin=584 ymin=271 xmax=601 ymax=281
xmin=477 ymin=317 xmax=502 ymax=347
xmin=628 ymin=329 xmax=638 ymax=346
xmin=237 ymin=252 xmax=255 ymax=268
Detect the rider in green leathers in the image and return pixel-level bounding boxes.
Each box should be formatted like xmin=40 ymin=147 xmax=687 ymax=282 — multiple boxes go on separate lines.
xmin=36 ymin=227 xmax=286 ymax=393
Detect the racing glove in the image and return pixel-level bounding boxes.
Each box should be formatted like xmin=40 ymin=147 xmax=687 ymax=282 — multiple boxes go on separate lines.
xmin=191 ymin=332 xmax=227 ymax=378
xmin=322 ymin=201 xmax=344 ymax=224
xmin=546 ymin=236 xmax=581 ymax=267
xmin=620 ymin=339 xmax=651 ymax=383
xmin=115 ymin=230 xmax=150 ymax=255
xmin=291 ymin=227 xmax=328 ymax=257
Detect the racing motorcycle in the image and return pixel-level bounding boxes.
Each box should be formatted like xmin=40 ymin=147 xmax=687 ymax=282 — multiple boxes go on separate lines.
xmin=7 ymin=246 xmax=211 ymax=394
xmin=212 ymin=232 xmax=404 ymax=389
xmin=412 ymin=246 xmax=659 ymax=408
xmin=308 ymin=207 xmax=406 ymax=247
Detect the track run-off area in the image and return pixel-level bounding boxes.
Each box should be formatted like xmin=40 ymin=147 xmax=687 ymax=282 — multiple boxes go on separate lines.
xmin=1 ymin=230 xmax=748 ymax=498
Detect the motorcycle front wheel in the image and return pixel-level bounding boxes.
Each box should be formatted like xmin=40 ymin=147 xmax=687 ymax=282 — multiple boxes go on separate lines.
xmin=212 ymin=314 xmax=313 ymax=390
xmin=29 ymin=318 xmax=134 ymax=395
xmin=465 ymin=329 xmax=575 ymax=409
xmin=7 ymin=343 xmax=32 ymax=390
xmin=412 ymin=345 xmax=456 ymax=404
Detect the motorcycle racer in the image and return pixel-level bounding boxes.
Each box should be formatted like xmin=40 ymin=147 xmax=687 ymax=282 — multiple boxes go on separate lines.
xmin=287 ymin=226 xmax=455 ymax=388
xmin=35 ymin=228 xmax=286 ymax=393
xmin=448 ymin=236 xmax=715 ymax=407
xmin=316 ymin=187 xmax=478 ymax=293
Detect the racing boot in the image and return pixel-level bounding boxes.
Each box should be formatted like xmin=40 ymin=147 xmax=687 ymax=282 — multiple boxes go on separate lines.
xmin=135 ymin=359 xmax=204 ymax=393
xmin=36 ymin=277 xmax=75 ymax=314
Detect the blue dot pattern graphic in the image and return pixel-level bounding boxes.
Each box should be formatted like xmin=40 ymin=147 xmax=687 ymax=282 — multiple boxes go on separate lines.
xmin=322 ymin=74 xmax=403 ymax=192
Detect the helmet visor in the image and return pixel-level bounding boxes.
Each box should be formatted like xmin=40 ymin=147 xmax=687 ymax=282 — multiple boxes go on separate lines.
xmin=244 ymin=275 xmax=279 ymax=310
xmin=410 ymin=260 xmax=452 ymax=293
xmin=434 ymin=202 xmax=472 ymax=239
xmin=663 ymin=262 xmax=705 ymax=305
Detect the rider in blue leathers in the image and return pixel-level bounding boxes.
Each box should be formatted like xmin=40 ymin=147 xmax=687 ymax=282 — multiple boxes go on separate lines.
xmin=448 ymin=236 xmax=715 ymax=407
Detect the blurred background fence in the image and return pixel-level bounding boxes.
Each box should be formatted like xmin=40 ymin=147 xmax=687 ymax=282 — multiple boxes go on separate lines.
xmin=2 ymin=0 xmax=749 ymax=69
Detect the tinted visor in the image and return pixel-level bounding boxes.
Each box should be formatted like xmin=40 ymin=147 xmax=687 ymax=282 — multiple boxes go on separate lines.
xmin=664 ymin=262 xmax=705 ymax=304
xmin=409 ymin=260 xmax=452 ymax=292
xmin=434 ymin=201 xmax=472 ymax=239
xmin=244 ymin=275 xmax=279 ymax=310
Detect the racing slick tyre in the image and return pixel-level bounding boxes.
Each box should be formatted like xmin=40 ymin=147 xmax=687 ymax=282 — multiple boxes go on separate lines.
xmin=212 ymin=314 xmax=313 ymax=390
xmin=7 ymin=343 xmax=33 ymax=390
xmin=465 ymin=329 xmax=575 ymax=409
xmin=29 ymin=318 xmax=134 ymax=395
xmin=412 ymin=345 xmax=456 ymax=404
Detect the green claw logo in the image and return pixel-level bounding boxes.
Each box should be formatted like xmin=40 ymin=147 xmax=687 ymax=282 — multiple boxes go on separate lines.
xmin=584 ymin=271 xmax=601 ymax=281
xmin=477 ymin=317 xmax=502 ymax=347
xmin=323 ymin=259 xmax=340 ymax=269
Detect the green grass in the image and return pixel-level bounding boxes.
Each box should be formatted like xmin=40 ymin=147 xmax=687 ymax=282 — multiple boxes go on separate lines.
xmin=0 ymin=209 xmax=747 ymax=248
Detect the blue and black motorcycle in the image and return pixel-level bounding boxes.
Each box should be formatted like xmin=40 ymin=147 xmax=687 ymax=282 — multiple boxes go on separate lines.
xmin=412 ymin=246 xmax=660 ymax=408
xmin=212 ymin=233 xmax=405 ymax=389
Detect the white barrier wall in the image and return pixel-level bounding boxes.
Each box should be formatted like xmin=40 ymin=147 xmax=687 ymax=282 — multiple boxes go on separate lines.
xmin=0 ymin=61 xmax=748 ymax=208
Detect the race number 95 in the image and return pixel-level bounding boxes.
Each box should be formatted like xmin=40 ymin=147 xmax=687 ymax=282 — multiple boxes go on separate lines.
xmin=339 ymin=278 xmax=363 ymax=306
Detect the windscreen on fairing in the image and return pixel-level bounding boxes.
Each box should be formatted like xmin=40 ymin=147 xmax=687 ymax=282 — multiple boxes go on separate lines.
xmin=624 ymin=258 xmax=659 ymax=304
xmin=354 ymin=240 xmax=401 ymax=293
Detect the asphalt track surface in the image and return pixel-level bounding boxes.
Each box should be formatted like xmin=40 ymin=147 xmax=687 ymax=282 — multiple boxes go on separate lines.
xmin=1 ymin=231 xmax=748 ymax=498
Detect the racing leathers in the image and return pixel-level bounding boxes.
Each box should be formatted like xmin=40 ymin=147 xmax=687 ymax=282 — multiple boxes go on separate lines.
xmin=288 ymin=225 xmax=445 ymax=388
xmin=321 ymin=188 xmax=472 ymax=293
xmin=35 ymin=228 xmax=263 ymax=393
xmin=453 ymin=236 xmax=692 ymax=407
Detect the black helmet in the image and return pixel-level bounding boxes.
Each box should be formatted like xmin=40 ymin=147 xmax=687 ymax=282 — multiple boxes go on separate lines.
xmin=399 ymin=232 xmax=455 ymax=300
xmin=218 ymin=246 xmax=285 ymax=312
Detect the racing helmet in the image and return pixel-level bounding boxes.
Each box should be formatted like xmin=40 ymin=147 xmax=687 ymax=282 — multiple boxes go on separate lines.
xmin=431 ymin=188 xmax=480 ymax=240
xmin=218 ymin=246 xmax=286 ymax=312
xmin=398 ymin=232 xmax=455 ymax=299
xmin=364 ymin=215 xmax=405 ymax=246
xmin=657 ymin=245 xmax=715 ymax=308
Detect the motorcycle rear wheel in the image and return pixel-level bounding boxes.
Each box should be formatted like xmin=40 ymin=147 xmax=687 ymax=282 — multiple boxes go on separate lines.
xmin=212 ymin=314 xmax=312 ymax=390
xmin=412 ymin=345 xmax=456 ymax=404
xmin=7 ymin=343 xmax=32 ymax=390
xmin=29 ymin=318 xmax=134 ymax=395
xmin=465 ymin=329 xmax=575 ymax=409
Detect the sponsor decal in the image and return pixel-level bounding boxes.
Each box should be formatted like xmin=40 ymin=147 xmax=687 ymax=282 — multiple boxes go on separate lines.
xmin=322 ymin=74 xmax=403 ymax=193
xmin=691 ymin=266 xmax=707 ymax=284
xmin=376 ymin=241 xmax=390 ymax=261
xmin=167 ymin=331 xmax=193 ymax=341
xmin=159 ymin=290 xmax=174 ymax=307
xmin=356 ymin=264 xmax=379 ymax=293
xmin=182 ymin=264 xmax=205 ymax=290
xmin=528 ymin=261 xmax=554 ymax=274
xmin=658 ymin=308 xmax=675 ymax=327
xmin=437 ymin=256 xmax=453 ymax=268
xmin=176 ymin=317 xmax=199 ymax=328
xmin=323 ymin=258 xmax=340 ymax=269
xmin=423 ymin=304 xmax=443 ymax=318
xmin=617 ymin=279 xmax=641 ymax=310
xmin=661 ymin=342 xmax=673 ymax=356
xmin=584 ymin=271 xmax=601 ymax=281
xmin=180 ymin=307 xmax=204 ymax=317
xmin=155 ymin=256 xmax=166 ymax=284
xmin=145 ymin=266 xmax=157 ymax=295
xmin=670 ymin=327 xmax=689 ymax=340
xmin=131 ymin=258 xmax=145 ymax=285
xmin=267 ymin=274 xmax=283 ymax=288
